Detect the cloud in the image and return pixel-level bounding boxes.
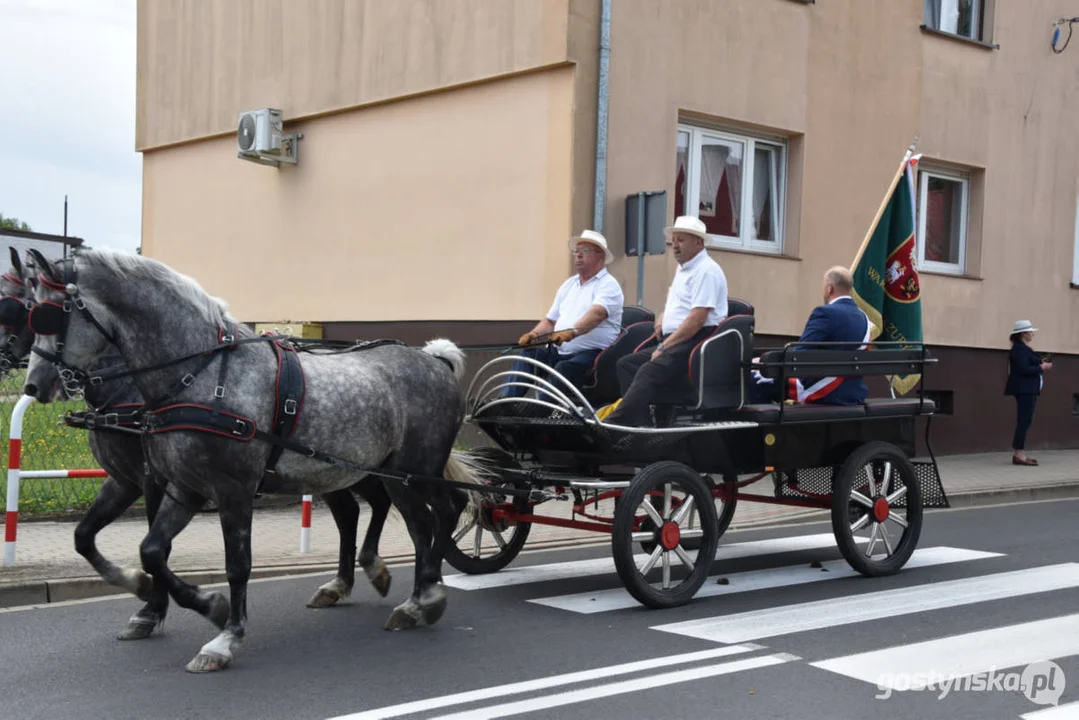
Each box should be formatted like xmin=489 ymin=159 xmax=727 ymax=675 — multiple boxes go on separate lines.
xmin=0 ymin=0 xmax=141 ymax=253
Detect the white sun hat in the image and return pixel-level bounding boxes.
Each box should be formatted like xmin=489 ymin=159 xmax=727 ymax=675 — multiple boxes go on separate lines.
xmin=663 ymin=215 xmax=709 ymax=242
xmin=569 ymin=229 xmax=614 ymax=265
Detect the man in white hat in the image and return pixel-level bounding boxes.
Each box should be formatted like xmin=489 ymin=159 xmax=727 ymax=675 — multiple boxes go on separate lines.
xmin=604 ymin=216 xmax=728 ymax=426
xmin=505 ymin=230 xmax=624 ymax=397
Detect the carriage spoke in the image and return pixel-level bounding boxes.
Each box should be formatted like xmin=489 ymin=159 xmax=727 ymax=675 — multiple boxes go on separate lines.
xmin=492 ymin=530 xmax=507 ymax=550
xmin=880 ymin=462 xmax=893 ymax=497
xmin=642 ymin=499 xmax=665 ymax=528
xmin=631 ymin=531 xmax=655 ymax=542
xmin=679 ymin=528 xmax=705 ymax=540
xmin=850 ymin=490 xmax=873 ymax=509
xmin=663 ymin=484 xmax=672 ymax=520
xmin=673 ymin=544 xmax=695 ymax=571
xmin=863 ymin=466 xmax=877 ymax=497
xmin=672 ymin=495 xmax=697 ymax=526
xmin=662 ymin=552 xmax=671 ymax=589
xmin=850 ymin=513 xmax=871 ymax=533
xmin=887 ymin=513 xmax=909 ymax=529
xmin=864 ymin=522 xmax=880 ymax=557
xmin=879 ymin=523 xmax=894 ymax=556
xmin=453 ymin=518 xmax=477 ymax=544
xmin=472 ymin=526 xmax=484 ymax=557
xmin=641 ymin=546 xmax=663 ymax=575
xmin=887 ymin=485 xmax=908 ymax=504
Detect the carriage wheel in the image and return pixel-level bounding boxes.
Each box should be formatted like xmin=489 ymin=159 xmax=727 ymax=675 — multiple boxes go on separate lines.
xmin=639 ymin=475 xmax=737 ymax=554
xmin=443 ymin=447 xmax=532 ymax=575
xmin=613 ymin=461 xmax=719 ymax=609
xmin=831 ymin=441 xmax=923 ymax=577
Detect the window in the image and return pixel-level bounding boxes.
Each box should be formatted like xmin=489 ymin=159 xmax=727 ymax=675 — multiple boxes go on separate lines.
xmin=915 ymin=167 xmax=969 ymax=275
xmin=675 ymin=123 xmax=787 ymax=254
xmin=924 ymin=0 xmax=985 ymax=41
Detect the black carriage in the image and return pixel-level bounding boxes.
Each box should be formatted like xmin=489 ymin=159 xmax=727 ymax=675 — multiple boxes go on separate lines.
xmin=447 ymin=301 xmax=949 ymax=609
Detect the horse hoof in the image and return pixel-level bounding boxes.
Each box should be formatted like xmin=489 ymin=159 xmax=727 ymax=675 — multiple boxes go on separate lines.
xmin=370 ymin=568 xmax=391 ymax=598
xmin=363 ymin=559 xmax=391 ymax=598
xmin=185 ymin=651 xmax=231 ymax=674
xmin=421 ymin=599 xmax=447 ymax=627
xmin=117 ymin=616 xmax=159 ymax=641
xmin=306 ymin=578 xmax=351 ymax=608
xmin=420 ymin=584 xmax=448 ymax=626
xmin=207 ymin=593 xmax=230 ymax=630
xmin=384 ymin=606 xmax=420 ymax=631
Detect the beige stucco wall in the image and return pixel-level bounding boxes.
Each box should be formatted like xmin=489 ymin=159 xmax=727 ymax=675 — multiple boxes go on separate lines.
xmin=136 ymin=0 xmax=572 ymax=151
xmin=917 ymin=0 xmax=1079 ymax=352
xmin=601 ymin=0 xmax=1079 ymax=354
xmin=141 ymin=68 xmax=575 ymax=322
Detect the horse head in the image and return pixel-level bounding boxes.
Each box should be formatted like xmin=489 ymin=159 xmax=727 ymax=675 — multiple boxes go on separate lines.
xmin=0 ymin=247 xmax=38 ymax=377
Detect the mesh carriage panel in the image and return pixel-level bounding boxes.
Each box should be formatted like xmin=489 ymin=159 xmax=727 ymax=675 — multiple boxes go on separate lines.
xmin=774 ymin=460 xmax=949 ymax=509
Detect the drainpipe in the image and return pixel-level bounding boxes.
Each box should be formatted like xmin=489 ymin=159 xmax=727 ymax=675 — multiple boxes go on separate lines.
xmin=592 ymin=0 xmax=611 ymax=233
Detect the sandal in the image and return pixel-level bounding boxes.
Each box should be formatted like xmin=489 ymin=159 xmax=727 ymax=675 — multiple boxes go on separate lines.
xmin=1012 ymin=456 xmax=1039 ymax=466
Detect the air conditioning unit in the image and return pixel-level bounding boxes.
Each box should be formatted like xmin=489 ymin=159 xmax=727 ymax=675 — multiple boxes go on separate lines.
xmin=237 ymin=108 xmax=302 ymax=167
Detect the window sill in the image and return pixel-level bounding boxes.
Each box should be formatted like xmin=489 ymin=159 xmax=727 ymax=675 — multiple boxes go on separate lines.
xmin=706 ymin=244 xmax=801 ymax=262
xmin=920 ymin=268 xmax=982 ymax=281
xmin=920 ymin=25 xmax=999 ymax=50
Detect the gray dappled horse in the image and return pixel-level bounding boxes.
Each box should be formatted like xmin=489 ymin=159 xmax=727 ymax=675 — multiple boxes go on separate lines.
xmin=1 ymin=249 xmax=397 ymax=639
xmin=22 ymin=248 xmax=483 ymax=673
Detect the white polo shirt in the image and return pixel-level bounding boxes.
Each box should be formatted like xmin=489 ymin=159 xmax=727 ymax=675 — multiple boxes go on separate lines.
xmin=661 ymin=250 xmax=728 ymax=335
xmin=546 ymin=268 xmax=624 ymax=355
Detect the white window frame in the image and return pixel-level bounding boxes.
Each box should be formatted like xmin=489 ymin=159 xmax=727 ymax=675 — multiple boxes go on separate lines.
xmin=1072 ymin=194 xmax=1079 ymax=286
xmin=916 ymin=167 xmax=969 ymax=276
xmin=677 ymin=123 xmax=787 ymax=255
xmin=925 ymin=0 xmax=982 ymax=41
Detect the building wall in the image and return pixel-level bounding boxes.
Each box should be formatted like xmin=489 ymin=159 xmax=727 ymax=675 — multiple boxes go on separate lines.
xmin=136 ymin=0 xmax=573 ymax=151
xmin=602 ymin=0 xmax=1079 ymax=357
xmin=141 ymin=68 xmax=576 ymax=322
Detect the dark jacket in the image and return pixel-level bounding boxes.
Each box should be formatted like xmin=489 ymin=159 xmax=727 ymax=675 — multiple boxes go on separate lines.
xmin=787 ymin=297 xmax=871 ymax=405
xmin=1005 ymin=342 xmax=1043 ymax=396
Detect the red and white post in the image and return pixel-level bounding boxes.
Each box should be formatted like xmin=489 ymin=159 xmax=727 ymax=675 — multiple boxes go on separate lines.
xmin=300 ymin=494 xmax=313 ymax=553
xmin=4 ymin=395 xmax=107 ymax=566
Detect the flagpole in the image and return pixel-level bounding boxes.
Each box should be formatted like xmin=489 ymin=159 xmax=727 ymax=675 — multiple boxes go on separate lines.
xmin=850 ymin=134 xmax=920 ymax=270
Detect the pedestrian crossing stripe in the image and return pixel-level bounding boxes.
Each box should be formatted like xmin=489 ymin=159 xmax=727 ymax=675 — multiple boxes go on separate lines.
xmin=528 ymin=546 xmax=1002 ymax=614
xmin=650 ymin=563 xmax=1079 ymax=644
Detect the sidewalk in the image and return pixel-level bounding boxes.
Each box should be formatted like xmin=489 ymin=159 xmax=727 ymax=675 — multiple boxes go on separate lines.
xmin=3 ymin=449 xmax=1079 ymax=607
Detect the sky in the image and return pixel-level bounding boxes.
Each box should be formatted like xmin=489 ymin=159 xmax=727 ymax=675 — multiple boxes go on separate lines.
xmin=0 ymin=0 xmax=141 ymax=253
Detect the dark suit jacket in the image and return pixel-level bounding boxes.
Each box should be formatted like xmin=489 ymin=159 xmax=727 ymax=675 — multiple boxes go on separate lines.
xmin=1005 ymin=342 xmax=1043 ymax=396
xmin=789 ymin=297 xmax=871 ymax=405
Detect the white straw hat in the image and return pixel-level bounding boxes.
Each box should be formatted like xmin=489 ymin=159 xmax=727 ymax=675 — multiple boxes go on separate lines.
xmin=569 ymin=230 xmax=614 ymax=265
xmin=663 ymin=215 xmax=709 ymax=242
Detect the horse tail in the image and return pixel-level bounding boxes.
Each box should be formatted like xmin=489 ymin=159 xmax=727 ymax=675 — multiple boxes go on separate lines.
xmin=422 ymin=338 xmax=466 ymax=380
xmin=444 ymin=449 xmax=501 ymax=516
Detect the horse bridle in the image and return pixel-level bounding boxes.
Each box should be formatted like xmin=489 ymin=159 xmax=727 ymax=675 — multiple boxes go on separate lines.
xmin=0 ymin=271 xmax=39 ymax=376
xmin=28 ymin=258 xmax=118 ymax=398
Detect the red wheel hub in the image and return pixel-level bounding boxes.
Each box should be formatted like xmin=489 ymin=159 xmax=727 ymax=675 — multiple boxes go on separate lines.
xmin=660 ymin=522 xmax=681 ymax=550
xmin=872 ymin=497 xmax=890 ymax=523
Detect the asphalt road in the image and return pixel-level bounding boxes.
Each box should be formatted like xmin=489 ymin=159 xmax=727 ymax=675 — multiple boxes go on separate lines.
xmin=2 ymin=498 xmax=1078 ymax=720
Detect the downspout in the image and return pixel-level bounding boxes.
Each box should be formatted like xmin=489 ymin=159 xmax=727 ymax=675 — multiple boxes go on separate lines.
xmin=592 ymin=0 xmax=612 ymax=233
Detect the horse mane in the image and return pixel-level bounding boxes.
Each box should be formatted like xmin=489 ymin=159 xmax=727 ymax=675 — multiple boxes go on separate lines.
xmin=78 ymin=248 xmax=238 ymax=326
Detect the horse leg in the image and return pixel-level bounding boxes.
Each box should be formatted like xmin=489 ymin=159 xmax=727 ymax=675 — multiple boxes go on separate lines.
xmin=306 ymin=489 xmax=359 ymax=608
xmin=139 ymin=487 xmax=230 ymax=637
xmin=352 ymin=478 xmax=392 ymax=597
xmin=74 ymin=477 xmax=152 ymax=602
xmin=185 ymin=487 xmax=253 ymax=674
xmin=380 ymin=489 xmax=438 ymax=631
xmin=118 ymin=476 xmax=174 ymax=640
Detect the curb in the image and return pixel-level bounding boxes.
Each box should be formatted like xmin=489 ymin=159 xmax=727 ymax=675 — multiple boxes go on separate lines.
xmin=4 ymin=482 xmax=1079 ymax=609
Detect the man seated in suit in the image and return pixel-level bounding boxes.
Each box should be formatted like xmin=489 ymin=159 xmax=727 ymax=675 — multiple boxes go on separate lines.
xmin=751 ymin=266 xmax=872 ymax=405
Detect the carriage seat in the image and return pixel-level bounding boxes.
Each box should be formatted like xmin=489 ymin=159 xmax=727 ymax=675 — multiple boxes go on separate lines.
xmin=620 ymin=305 xmax=655 ymax=328
xmin=739 ymin=347 xmax=936 ymax=423
xmin=582 ymin=321 xmax=658 ymax=405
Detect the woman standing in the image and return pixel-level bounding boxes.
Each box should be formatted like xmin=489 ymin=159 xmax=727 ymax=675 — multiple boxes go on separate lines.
xmin=1005 ymin=320 xmax=1053 ymax=466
